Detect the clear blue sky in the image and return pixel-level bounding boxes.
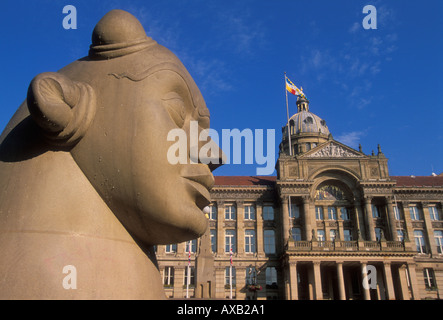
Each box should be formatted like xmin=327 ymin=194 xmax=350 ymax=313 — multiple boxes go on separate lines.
xmin=1 ymin=0 xmax=442 ymax=177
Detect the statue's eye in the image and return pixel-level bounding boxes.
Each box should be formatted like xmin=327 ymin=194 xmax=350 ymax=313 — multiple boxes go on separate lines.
xmin=162 ymin=92 xmax=185 ymax=127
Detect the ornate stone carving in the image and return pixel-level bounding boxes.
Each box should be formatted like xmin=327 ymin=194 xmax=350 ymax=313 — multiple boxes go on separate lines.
xmin=370 ymin=167 xmax=379 ymax=177
xmin=288 ymin=165 xmax=298 ymax=177
xmin=305 ymin=142 xmax=363 ymax=158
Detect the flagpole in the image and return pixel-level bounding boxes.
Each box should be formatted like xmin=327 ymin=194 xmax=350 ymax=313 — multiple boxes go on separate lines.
xmin=284 ymin=72 xmax=293 ymax=156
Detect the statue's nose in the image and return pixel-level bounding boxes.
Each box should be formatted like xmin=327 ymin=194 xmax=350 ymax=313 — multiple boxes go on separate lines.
xmin=198 ymin=137 xmax=226 ymax=172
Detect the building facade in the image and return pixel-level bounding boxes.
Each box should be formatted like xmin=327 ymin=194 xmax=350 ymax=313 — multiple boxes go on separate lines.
xmin=156 ymin=97 xmax=443 ymax=300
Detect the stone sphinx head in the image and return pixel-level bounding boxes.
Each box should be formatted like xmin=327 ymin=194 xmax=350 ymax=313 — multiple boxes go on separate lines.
xmin=0 ymin=9 xmax=222 ymax=299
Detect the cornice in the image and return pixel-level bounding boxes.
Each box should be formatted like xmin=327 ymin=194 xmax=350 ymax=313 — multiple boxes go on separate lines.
xmin=276 ymin=180 xmax=313 ymax=188
xmin=359 ymin=180 xmax=397 ymax=188
xmin=283 ymin=251 xmax=416 ymax=258
xmin=211 ymin=185 xmax=274 ymax=192
xmin=394 ymin=187 xmax=443 ymax=194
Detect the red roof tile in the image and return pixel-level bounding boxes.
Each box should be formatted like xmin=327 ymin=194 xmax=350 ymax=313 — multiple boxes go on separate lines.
xmin=391 ymin=176 xmax=443 ymax=187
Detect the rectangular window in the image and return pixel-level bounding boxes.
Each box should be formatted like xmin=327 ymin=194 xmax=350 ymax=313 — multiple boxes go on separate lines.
xmin=292 ymin=227 xmax=302 ymax=241
xmin=315 ymin=206 xmax=324 ymax=220
xmin=244 ymin=205 xmax=256 ymax=220
xmin=210 ymin=229 xmax=217 ymax=253
xmin=397 ymin=229 xmax=405 ymax=242
xmin=317 ymin=229 xmax=326 ymax=247
xmin=225 ymin=267 xmax=236 ymax=287
xmin=409 ymin=206 xmax=420 ymax=221
xmin=185 ymin=239 xmax=197 ymax=253
xmin=328 ymin=207 xmax=337 ymax=220
xmin=434 ymin=230 xmax=443 ymax=254
xmin=263 ymin=206 xmax=274 ymax=220
xmin=165 ymin=243 xmax=177 ymax=253
xmin=414 ymin=230 xmax=427 ymax=253
xmin=209 ymin=204 xmax=217 ymax=220
xmin=340 ymin=207 xmax=350 ymax=220
xmin=429 ymin=206 xmax=440 ymax=221
xmin=163 ymin=267 xmax=174 ymax=286
xmin=290 ymin=203 xmax=300 ymax=219
xmin=375 ymin=227 xmax=382 ymax=241
xmin=184 ymin=266 xmax=195 ymax=286
xmin=317 ymin=229 xmax=325 ymax=242
xmin=264 ymin=230 xmax=276 ymax=254
xmin=245 ymin=230 xmax=256 ymax=253
xmin=266 ymin=267 xmax=278 ymax=288
xmin=423 ymin=268 xmax=436 ymax=290
xmin=372 ymin=204 xmax=381 ymax=218
xmin=330 ymin=229 xmax=337 ymax=241
xmin=225 ymin=230 xmax=236 ymax=253
xmin=184 ymin=267 xmax=195 ymax=286
xmin=343 ymin=229 xmax=352 ymax=241
xmin=225 ymin=205 xmax=236 ymax=220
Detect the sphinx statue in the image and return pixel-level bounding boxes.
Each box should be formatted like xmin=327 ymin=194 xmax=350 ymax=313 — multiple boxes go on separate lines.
xmin=0 ymin=9 xmax=222 ymax=299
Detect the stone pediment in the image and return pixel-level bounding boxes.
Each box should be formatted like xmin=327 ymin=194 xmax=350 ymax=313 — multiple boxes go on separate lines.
xmin=302 ymin=141 xmax=365 ymax=159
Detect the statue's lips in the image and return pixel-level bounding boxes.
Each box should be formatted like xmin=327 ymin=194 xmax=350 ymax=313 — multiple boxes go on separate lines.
xmin=181 ymin=165 xmax=214 ymax=210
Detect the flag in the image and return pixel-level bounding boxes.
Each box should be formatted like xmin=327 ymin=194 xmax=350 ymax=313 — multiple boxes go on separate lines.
xmin=286 ymin=77 xmax=305 ymax=97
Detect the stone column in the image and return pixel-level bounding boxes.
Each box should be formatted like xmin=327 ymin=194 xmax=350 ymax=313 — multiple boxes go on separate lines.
xmin=313 ymin=261 xmax=323 ymax=300
xmin=398 ymin=264 xmax=411 ymax=300
xmin=401 ymin=201 xmax=414 ymax=245
xmin=361 ymin=263 xmax=371 ymax=300
xmin=281 ymin=195 xmax=290 ymax=246
xmin=354 ymin=200 xmax=366 ymax=240
xmin=385 ymin=197 xmax=398 ymax=241
xmin=302 ymin=196 xmax=312 ymax=241
xmin=322 ymin=205 xmax=329 ymax=241
xmin=307 ymin=265 xmax=315 ymax=300
xmin=407 ymin=262 xmax=421 ymax=300
xmin=383 ymin=262 xmax=396 ymax=300
xmin=336 ymin=262 xmax=346 ymax=300
xmin=237 ymin=201 xmax=245 ymax=255
xmin=337 ymin=207 xmax=344 ymax=241
xmin=364 ymin=196 xmax=376 ymax=241
xmin=422 ymin=202 xmax=438 ymax=256
xmin=289 ymin=262 xmax=298 ymax=300
xmin=256 ymin=201 xmax=264 ymax=256
xmin=216 ymin=201 xmax=225 ymax=255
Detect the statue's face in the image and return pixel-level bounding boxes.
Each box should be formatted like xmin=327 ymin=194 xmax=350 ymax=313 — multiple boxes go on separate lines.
xmin=130 ymin=68 xmax=215 ymax=244
xmin=71 ymin=59 xmax=220 ymax=245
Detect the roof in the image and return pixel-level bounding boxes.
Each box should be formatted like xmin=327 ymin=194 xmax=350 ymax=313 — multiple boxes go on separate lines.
xmin=213 ymin=175 xmax=443 ymax=188
xmin=214 ymin=176 xmax=276 ymax=186
xmin=391 ymin=176 xmax=443 ymax=187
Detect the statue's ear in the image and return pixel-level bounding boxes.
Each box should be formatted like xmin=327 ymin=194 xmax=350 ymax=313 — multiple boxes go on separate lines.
xmin=27 ymin=72 xmax=96 ymax=147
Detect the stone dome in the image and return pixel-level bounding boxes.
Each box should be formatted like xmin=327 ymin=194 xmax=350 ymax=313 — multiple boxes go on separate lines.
xmin=281 ymin=96 xmax=331 ymax=155
xmin=288 ymin=110 xmax=330 ymax=135
xmin=284 ymin=96 xmax=329 ymax=136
